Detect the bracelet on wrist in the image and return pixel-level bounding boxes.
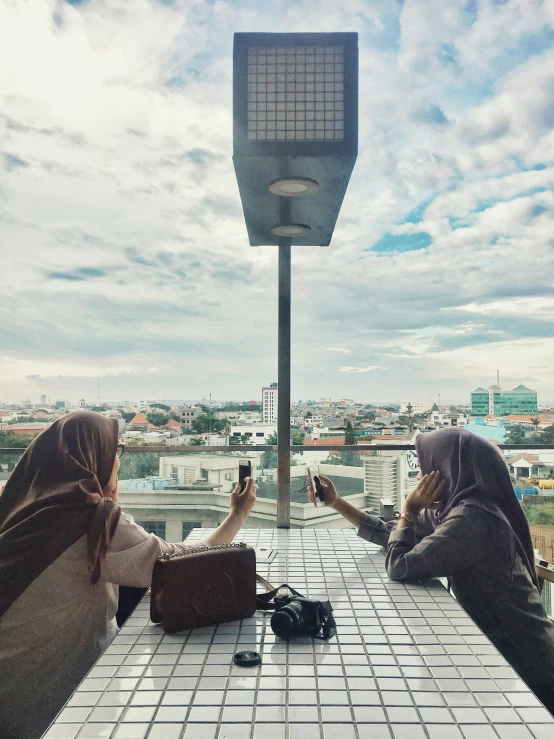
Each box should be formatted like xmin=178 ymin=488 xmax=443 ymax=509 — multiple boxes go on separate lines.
xmin=399 ymin=511 xmax=417 ymax=524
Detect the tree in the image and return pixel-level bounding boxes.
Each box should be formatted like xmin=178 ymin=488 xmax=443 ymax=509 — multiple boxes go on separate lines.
xmin=90 ymin=406 xmax=104 ymax=412
xmin=151 ymin=403 xmax=171 ymax=411
xmin=344 ymin=421 xmax=356 ymax=446
xmin=324 ymin=451 xmax=363 ymax=467
xmin=118 ymin=452 xmax=159 ymax=480
xmin=261 ymin=432 xmax=278 ymax=470
xmin=170 ymin=412 xmax=181 ymax=422
xmin=292 ymin=432 xmax=305 ymax=446
xmin=120 ymin=411 xmax=136 ymax=423
xmin=538 ymin=425 xmax=554 ymax=444
xmin=8 ymin=415 xmax=42 ymax=424
xmin=358 ymin=410 xmax=376 ymax=422
xmin=0 ymin=431 xmax=36 ymax=445
xmin=190 ymin=437 xmax=205 ymax=446
xmin=229 ymin=434 xmax=249 ymax=445
xmin=191 ymin=414 xmax=229 ymax=435
xmin=146 ymin=413 xmax=170 ymax=427
xmin=506 ymin=424 xmax=525 ymax=445
xmin=531 ymin=417 xmax=541 ymax=437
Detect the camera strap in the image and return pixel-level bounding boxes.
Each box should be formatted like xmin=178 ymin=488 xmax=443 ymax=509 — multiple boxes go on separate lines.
xmin=256 ymin=584 xmax=337 ymax=640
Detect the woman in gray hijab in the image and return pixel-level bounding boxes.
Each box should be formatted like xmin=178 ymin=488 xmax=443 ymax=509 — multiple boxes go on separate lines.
xmin=309 ymin=427 xmax=554 ymax=713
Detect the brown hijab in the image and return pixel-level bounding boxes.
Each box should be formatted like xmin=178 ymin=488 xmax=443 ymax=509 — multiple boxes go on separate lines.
xmin=416 ymin=427 xmax=538 ymax=587
xmin=0 ymin=411 xmax=122 ymax=619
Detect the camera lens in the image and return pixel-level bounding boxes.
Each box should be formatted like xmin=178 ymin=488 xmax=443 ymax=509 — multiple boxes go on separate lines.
xmin=271 ymin=608 xmax=298 ymax=639
xmin=271 ymin=600 xmax=307 ymax=639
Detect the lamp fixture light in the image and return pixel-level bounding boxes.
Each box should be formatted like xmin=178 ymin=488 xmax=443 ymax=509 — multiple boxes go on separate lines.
xmin=271 ymin=224 xmax=311 ymax=237
xmin=269 ymin=177 xmax=320 ymax=197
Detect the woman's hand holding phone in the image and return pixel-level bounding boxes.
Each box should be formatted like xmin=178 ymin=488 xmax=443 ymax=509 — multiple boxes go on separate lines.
xmin=307 ymin=474 xmax=339 ymax=509
xmin=230 ymin=477 xmax=257 ymax=522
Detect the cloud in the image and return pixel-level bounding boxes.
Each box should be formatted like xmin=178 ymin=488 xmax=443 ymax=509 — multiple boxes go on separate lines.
xmin=370 ymin=231 xmax=432 ymax=254
xmin=45 ymin=267 xmax=109 ymax=281
xmin=1 ymin=0 xmax=554 ymax=404
xmin=340 ymin=366 xmax=389 ymax=373
xmin=412 ymin=103 xmax=448 ymax=126
xmin=2 ymin=152 xmax=29 ymax=171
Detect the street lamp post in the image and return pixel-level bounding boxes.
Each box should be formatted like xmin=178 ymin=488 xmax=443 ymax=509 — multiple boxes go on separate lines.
xmin=233 ymin=32 xmax=359 ymax=527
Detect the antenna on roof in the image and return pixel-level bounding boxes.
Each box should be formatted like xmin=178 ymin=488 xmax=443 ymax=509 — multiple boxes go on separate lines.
xmin=497 ymin=370 xmax=500 ymax=387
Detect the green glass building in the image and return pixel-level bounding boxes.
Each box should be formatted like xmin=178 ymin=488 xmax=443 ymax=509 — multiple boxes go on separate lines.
xmin=471 ymin=384 xmax=538 ymax=416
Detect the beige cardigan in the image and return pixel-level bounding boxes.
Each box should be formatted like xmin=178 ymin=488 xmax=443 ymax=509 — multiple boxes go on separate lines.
xmin=0 ymin=513 xmax=201 ymax=739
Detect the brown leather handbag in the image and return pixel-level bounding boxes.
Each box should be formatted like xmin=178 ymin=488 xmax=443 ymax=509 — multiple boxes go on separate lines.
xmin=150 ymin=542 xmax=259 ymax=634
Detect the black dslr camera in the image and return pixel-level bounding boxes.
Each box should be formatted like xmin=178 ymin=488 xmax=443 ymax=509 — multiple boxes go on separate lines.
xmin=263 ymin=587 xmax=336 ymax=640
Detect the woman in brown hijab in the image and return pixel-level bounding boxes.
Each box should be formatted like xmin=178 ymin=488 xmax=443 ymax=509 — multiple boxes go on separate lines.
xmin=309 ymin=427 xmax=554 ymax=714
xmin=0 ymin=411 xmax=257 ymax=739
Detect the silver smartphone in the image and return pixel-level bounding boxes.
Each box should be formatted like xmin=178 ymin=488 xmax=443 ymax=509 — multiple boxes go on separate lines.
xmin=307 ymin=464 xmax=325 ymax=508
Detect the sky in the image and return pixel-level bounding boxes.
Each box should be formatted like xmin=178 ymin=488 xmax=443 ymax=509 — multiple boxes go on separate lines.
xmin=1 ymin=0 xmax=554 ymax=406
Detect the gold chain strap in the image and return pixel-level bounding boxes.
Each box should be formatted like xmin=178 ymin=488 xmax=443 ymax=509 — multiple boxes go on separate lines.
xmin=163 ymin=542 xmax=247 ymax=561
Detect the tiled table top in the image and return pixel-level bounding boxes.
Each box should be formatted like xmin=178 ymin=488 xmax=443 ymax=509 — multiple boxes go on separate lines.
xmin=44 ymin=528 xmax=554 ymax=739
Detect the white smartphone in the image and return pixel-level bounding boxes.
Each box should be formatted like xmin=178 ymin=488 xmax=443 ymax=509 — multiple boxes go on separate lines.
xmin=307 ymin=464 xmax=325 ymax=508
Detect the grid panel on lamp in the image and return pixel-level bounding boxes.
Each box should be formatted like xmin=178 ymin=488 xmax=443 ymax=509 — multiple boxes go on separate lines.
xmin=246 ymin=45 xmax=344 ymax=141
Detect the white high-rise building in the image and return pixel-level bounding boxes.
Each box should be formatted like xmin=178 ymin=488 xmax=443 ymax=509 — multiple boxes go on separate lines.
xmin=262 ymin=383 xmax=278 ymax=423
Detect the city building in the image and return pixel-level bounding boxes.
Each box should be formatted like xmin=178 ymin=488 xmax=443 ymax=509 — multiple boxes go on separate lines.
xmin=399 ymin=402 xmax=428 ymax=415
xmin=262 ymin=383 xmax=278 ymax=423
xmin=180 ymin=407 xmax=200 ymax=429
xmin=159 ymin=454 xmax=262 ymax=492
xmin=230 ymin=423 xmax=277 ymax=442
xmin=118 ymin=461 xmax=366 ymax=536
xmin=364 ymin=450 xmax=420 ymax=513
xmin=471 ymin=383 xmax=538 ymax=416
xmin=428 ymin=408 xmax=470 ymax=427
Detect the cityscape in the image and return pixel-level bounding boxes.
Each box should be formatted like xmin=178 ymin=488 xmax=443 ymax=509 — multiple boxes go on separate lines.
xmin=2 ymin=375 xmax=554 ymax=561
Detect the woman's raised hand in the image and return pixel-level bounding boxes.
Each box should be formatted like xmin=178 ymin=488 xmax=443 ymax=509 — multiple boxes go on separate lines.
xmin=229 ymin=478 xmax=257 ymax=522
xmin=403 ymin=471 xmax=445 ymax=515
xmin=307 ymin=474 xmax=339 ymax=508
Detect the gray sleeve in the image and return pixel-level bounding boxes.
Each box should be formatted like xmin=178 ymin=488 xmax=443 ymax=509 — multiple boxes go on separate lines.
xmin=357 ymin=513 xmax=394 ymax=547
xmin=386 ymin=507 xmax=494 ymax=581
xmin=358 ymin=510 xmax=437 ymax=548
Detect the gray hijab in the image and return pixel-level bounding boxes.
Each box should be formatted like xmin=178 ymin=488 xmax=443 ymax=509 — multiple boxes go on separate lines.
xmin=416 ymin=427 xmax=538 ymax=588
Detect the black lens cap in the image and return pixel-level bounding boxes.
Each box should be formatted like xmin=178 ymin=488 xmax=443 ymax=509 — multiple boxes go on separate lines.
xmin=233 ymin=651 xmax=261 ymax=667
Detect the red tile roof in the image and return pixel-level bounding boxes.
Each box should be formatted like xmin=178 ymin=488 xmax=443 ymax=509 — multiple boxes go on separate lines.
xmin=165 ymin=418 xmax=181 ymax=429
xmin=501 ymin=415 xmax=553 ymax=424
xmin=505 ymin=453 xmax=543 ymax=465
xmin=128 ymin=412 xmax=156 ymax=429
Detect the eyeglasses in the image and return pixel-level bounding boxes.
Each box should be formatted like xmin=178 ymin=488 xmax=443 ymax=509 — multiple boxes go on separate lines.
xmin=116 ymin=443 xmax=125 ymax=458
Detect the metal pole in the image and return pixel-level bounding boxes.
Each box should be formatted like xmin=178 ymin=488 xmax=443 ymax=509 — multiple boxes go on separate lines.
xmin=277 ymin=238 xmax=292 ymax=528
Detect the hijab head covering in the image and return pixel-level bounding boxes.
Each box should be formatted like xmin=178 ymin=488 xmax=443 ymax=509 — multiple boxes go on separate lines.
xmin=0 ymin=411 xmax=122 ymax=618
xmin=415 ymin=427 xmax=538 ymax=587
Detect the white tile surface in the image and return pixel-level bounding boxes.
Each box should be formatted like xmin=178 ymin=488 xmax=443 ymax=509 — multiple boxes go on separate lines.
xmin=43 ymin=528 xmax=553 ymax=739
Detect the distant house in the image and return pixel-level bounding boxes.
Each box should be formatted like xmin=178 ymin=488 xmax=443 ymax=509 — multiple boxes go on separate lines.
xmin=127 ymin=412 xmax=156 ymax=431
xmin=505 ymin=453 xmax=546 ymax=479
xmin=164 ymin=418 xmax=182 ymax=437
